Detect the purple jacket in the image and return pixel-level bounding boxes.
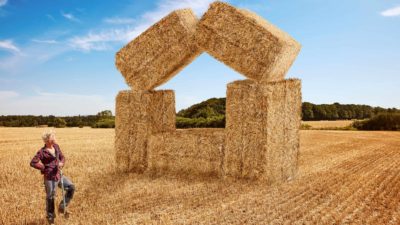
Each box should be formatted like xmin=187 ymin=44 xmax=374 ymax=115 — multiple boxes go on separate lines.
xmin=30 ymin=144 xmax=65 ymax=181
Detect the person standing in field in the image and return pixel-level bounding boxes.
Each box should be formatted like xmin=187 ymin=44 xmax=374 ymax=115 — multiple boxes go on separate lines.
xmin=30 ymin=130 xmax=75 ymax=224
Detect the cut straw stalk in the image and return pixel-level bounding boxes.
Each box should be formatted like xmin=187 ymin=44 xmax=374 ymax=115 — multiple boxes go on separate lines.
xmin=225 ymin=79 xmax=302 ymax=183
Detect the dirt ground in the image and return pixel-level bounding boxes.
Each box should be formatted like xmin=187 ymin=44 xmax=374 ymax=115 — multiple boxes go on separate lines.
xmin=0 ymin=128 xmax=399 ymax=224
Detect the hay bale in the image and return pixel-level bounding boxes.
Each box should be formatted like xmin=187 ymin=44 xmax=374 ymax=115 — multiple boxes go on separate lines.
xmin=225 ymin=79 xmax=301 ymax=182
xmin=196 ymin=2 xmax=301 ymax=81
xmin=116 ymin=9 xmax=202 ymax=90
xmin=147 ymin=129 xmax=225 ymax=177
xmin=115 ymin=90 xmax=175 ymax=172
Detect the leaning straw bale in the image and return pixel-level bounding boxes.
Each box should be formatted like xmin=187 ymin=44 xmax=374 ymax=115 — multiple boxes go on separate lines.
xmin=196 ymin=1 xmax=301 ymax=81
xmin=224 ymin=79 xmax=301 ymax=183
xmin=116 ymin=9 xmax=201 ymax=90
xmin=147 ymin=129 xmax=225 ymax=177
xmin=115 ymin=90 xmax=175 ymax=172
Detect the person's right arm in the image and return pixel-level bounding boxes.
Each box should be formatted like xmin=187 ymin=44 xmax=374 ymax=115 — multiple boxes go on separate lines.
xmin=30 ymin=150 xmax=45 ymax=173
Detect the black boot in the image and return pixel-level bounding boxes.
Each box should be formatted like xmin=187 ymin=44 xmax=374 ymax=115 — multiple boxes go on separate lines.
xmin=46 ymin=197 xmax=56 ymax=219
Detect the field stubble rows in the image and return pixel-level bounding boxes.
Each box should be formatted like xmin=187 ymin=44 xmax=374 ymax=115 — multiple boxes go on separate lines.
xmin=0 ymin=128 xmax=399 ymax=224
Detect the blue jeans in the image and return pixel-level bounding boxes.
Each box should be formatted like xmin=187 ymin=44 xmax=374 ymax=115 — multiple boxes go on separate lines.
xmin=44 ymin=175 xmax=75 ymax=218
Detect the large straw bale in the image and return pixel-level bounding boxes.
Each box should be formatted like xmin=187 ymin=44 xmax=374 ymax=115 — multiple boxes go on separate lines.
xmin=116 ymin=9 xmax=201 ymax=90
xmin=225 ymin=79 xmax=301 ymax=182
xmin=115 ymin=90 xmax=175 ymax=172
xmin=148 ymin=129 xmax=225 ymax=177
xmin=196 ymin=2 xmax=301 ymax=81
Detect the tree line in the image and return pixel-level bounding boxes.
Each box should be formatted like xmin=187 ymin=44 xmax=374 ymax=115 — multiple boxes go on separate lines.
xmin=301 ymin=102 xmax=399 ymax=120
xmin=0 ymin=110 xmax=115 ymax=128
xmin=1 ymin=99 xmax=399 ymax=129
xmin=175 ymin=98 xmax=400 ymax=128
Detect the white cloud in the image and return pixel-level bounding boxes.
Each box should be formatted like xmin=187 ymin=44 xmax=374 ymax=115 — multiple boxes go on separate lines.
xmin=1 ymin=0 xmax=220 ymax=69
xmin=0 ymin=0 xmax=7 ymax=7
xmin=68 ymin=29 xmax=130 ymax=51
xmin=0 ymin=90 xmax=19 ymax=99
xmin=103 ymin=17 xmax=135 ymax=25
xmin=381 ymin=6 xmax=400 ymax=17
xmin=0 ymin=40 xmax=21 ymax=54
xmin=68 ymin=0 xmax=218 ymax=52
xmin=0 ymin=90 xmax=113 ymax=116
xmin=32 ymin=39 xmax=59 ymax=44
xmin=0 ymin=41 xmax=68 ymax=73
xmin=61 ymin=12 xmax=80 ymax=22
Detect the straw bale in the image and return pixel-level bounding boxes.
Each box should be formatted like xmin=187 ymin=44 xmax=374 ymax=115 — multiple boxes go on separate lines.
xmin=147 ymin=129 xmax=225 ymax=177
xmin=116 ymin=9 xmax=201 ymax=90
xmin=115 ymin=90 xmax=175 ymax=172
xmin=196 ymin=2 xmax=301 ymax=81
xmin=225 ymin=79 xmax=301 ymax=182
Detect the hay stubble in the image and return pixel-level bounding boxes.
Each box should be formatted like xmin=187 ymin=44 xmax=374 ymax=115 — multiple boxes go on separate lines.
xmin=1 ymin=128 xmax=399 ymax=224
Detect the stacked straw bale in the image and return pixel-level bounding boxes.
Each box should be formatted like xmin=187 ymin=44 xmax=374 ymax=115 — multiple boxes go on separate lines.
xmin=115 ymin=90 xmax=175 ymax=172
xmin=116 ymin=9 xmax=201 ymax=90
xmin=196 ymin=1 xmax=301 ymax=82
xmin=148 ymin=129 xmax=225 ymax=177
xmin=225 ymin=79 xmax=302 ymax=182
xmin=114 ymin=1 xmax=302 ymax=182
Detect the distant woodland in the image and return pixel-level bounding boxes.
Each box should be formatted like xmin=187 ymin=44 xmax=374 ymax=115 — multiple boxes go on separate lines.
xmin=0 ymin=110 xmax=115 ymax=128
xmin=0 ymin=98 xmax=399 ymax=130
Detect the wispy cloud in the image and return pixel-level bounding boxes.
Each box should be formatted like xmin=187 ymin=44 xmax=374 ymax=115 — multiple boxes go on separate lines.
xmin=381 ymin=6 xmax=400 ymax=17
xmin=68 ymin=29 xmax=130 ymax=51
xmin=69 ymin=0 xmax=217 ymax=52
xmin=1 ymin=0 xmax=220 ymax=70
xmin=0 ymin=0 xmax=7 ymax=7
xmin=103 ymin=17 xmax=136 ymax=25
xmin=61 ymin=11 xmax=80 ymax=22
xmin=32 ymin=39 xmax=59 ymax=44
xmin=0 ymin=41 xmax=68 ymax=73
xmin=0 ymin=90 xmax=112 ymax=116
xmin=0 ymin=40 xmax=21 ymax=54
xmin=0 ymin=90 xmax=19 ymax=100
xmin=46 ymin=14 xmax=56 ymax=22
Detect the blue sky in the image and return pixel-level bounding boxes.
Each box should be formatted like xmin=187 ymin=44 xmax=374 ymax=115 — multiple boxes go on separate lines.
xmin=0 ymin=0 xmax=399 ymax=116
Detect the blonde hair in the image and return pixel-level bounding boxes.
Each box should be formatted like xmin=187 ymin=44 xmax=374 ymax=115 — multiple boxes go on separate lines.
xmin=42 ymin=129 xmax=56 ymax=142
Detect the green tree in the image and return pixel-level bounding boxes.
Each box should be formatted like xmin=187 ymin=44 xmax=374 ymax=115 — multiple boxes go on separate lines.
xmin=54 ymin=118 xmax=67 ymax=128
xmin=97 ymin=110 xmax=113 ymax=118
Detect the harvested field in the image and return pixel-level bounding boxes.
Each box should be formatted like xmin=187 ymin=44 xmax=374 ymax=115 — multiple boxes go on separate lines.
xmin=1 ymin=127 xmax=400 ymax=224
xmin=302 ymin=120 xmax=355 ymax=129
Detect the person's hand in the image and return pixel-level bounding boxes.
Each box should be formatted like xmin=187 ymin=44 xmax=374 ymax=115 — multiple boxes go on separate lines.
xmin=59 ymin=162 xmax=64 ymax=169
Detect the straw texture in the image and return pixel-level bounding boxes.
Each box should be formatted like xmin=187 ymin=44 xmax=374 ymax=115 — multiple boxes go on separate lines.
xmin=115 ymin=90 xmax=175 ymax=172
xmin=148 ymin=129 xmax=225 ymax=177
xmin=116 ymin=9 xmax=201 ymax=90
xmin=196 ymin=1 xmax=301 ymax=82
xmin=225 ymin=79 xmax=302 ymax=183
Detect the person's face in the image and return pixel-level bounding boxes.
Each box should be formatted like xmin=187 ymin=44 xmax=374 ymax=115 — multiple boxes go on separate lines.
xmin=45 ymin=135 xmax=56 ymax=145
